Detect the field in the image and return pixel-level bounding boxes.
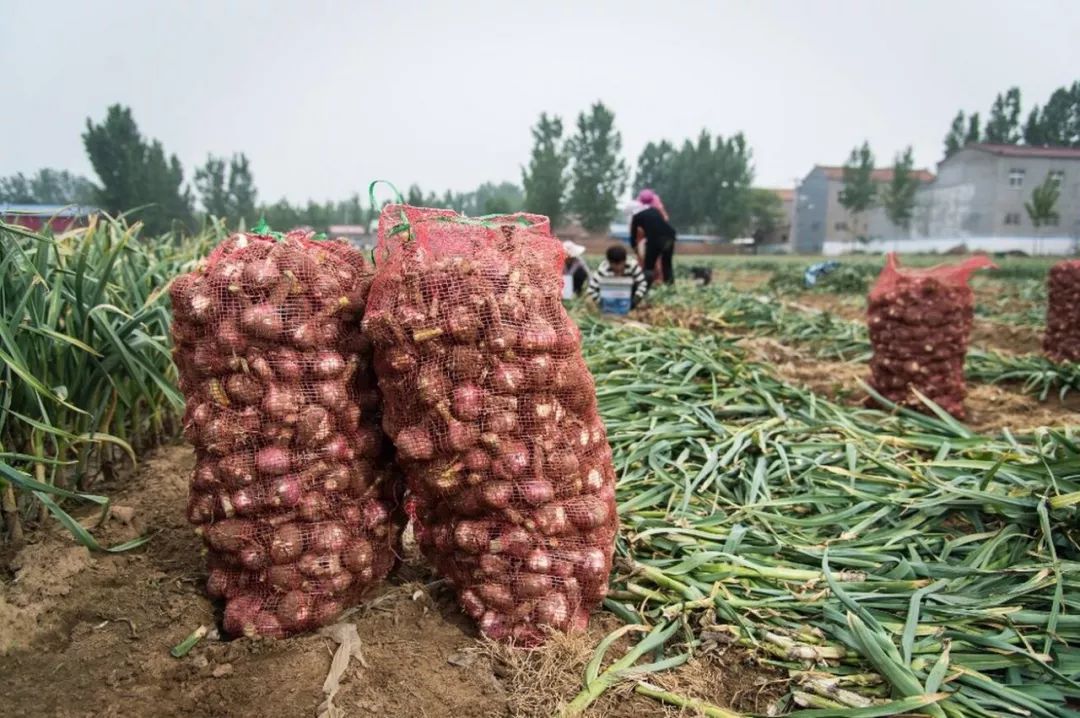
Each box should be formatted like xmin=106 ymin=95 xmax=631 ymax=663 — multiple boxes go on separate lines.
xmin=2 ymin=221 xmax=1078 ymax=717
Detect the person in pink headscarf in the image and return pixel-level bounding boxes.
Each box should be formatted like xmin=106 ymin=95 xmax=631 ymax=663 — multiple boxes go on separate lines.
xmin=637 ymin=189 xmax=669 ymax=221
xmin=629 ymin=188 xmax=677 ymax=285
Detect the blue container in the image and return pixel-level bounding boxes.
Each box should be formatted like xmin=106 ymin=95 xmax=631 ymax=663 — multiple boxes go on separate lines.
xmin=598 ymin=277 xmax=634 ymax=315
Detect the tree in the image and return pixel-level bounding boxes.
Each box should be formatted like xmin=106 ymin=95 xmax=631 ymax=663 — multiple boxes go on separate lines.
xmin=1023 ymin=83 xmax=1080 ymax=147
xmin=882 ymin=146 xmax=918 ymax=231
xmin=631 ymin=130 xmax=754 ymax=235
xmin=227 ymin=154 xmax=257 ymax=223
xmin=965 ymin=113 xmax=982 ymax=145
xmin=195 ymin=153 xmax=257 ymax=226
xmin=1026 ymin=172 xmax=1062 ymax=256
xmin=944 ymin=111 xmax=967 ymax=157
xmin=839 ymin=142 xmax=877 ymax=241
xmin=747 ymin=188 xmax=784 ymax=238
xmin=82 ymin=104 xmax=193 ymax=233
xmin=0 ymin=173 xmax=35 ymax=203
xmin=984 ymin=87 xmax=1022 ymax=144
xmin=633 ymin=140 xmax=675 ymax=191
xmin=1026 ymin=172 xmax=1061 ymax=229
xmin=710 ymin=133 xmax=755 ymax=238
xmin=472 ymin=182 xmax=524 ymax=216
xmin=1023 ymin=106 xmax=1046 ymax=146
xmin=521 ymin=113 xmax=569 ymax=226
xmin=567 ymin=101 xmax=629 ymax=232
xmin=195 ymin=156 xmax=229 ymax=218
xmin=1 ymin=169 xmax=98 ymax=205
xmin=406 ymin=184 xmax=424 ymax=206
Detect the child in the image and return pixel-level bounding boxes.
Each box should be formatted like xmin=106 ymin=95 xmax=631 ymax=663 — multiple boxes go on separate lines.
xmin=587 ymin=244 xmax=648 ymax=309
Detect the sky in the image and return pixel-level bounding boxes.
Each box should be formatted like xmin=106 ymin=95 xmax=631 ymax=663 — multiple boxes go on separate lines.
xmin=4 ymin=0 xmax=1080 ymax=205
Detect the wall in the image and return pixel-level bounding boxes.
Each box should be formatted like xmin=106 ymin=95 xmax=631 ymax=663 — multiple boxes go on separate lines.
xmin=793 ymin=169 xmax=828 ymax=253
xmin=822 ymin=235 xmax=1078 ymax=256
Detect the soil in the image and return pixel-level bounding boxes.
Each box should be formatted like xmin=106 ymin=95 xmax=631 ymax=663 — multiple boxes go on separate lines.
xmin=780 ymin=292 xmax=1046 ymax=357
xmin=737 ymin=337 xmax=1080 ymax=434
xmin=0 ymin=445 xmax=786 ymax=718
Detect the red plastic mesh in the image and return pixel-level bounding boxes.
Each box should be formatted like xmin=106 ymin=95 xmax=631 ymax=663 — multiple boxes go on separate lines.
xmin=1044 ymin=260 xmax=1080 ymax=364
xmin=363 ymin=205 xmax=618 ymax=645
xmin=866 ymin=253 xmax=995 ymax=419
xmin=169 ymin=230 xmax=403 ymax=638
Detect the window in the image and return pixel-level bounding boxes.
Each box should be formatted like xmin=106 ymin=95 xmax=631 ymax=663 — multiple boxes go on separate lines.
xmin=1004 ymin=212 xmax=1022 ymax=226
xmin=1045 ymin=215 xmax=1059 ymax=227
xmin=1008 ymin=169 xmax=1025 ymax=187
xmin=834 ymin=221 xmax=848 ymax=231
xmin=1049 ymin=170 xmax=1065 ymax=186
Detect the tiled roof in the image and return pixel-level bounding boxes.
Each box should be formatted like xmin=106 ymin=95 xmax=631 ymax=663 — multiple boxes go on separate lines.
xmin=766 ymin=188 xmax=795 ymax=201
xmin=819 ymin=167 xmax=935 ymax=183
xmin=0 ymin=203 xmax=97 ymax=216
xmin=963 ymin=143 xmax=1080 ymax=160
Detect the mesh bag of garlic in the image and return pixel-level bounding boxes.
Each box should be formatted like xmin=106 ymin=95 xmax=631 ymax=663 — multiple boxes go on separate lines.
xmin=1044 ymin=259 xmax=1080 ymax=364
xmin=866 ymin=253 xmax=993 ymax=419
xmin=364 ymin=206 xmax=617 ymax=645
xmin=170 ymin=229 xmax=403 ymax=638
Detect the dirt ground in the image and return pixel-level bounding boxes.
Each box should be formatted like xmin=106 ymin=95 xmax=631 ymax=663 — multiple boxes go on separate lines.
xmin=638 ymin=290 xmax=1078 ymax=433
xmin=0 ymin=446 xmax=786 ymax=718
xmin=738 ymin=336 xmax=1080 ymax=434
xmin=783 ymin=291 xmax=1045 ymax=356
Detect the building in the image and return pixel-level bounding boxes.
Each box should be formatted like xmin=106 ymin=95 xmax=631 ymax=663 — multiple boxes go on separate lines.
xmin=792 ymin=166 xmax=935 ymax=253
xmin=794 ymin=144 xmax=1080 ymax=255
xmin=762 ymin=188 xmax=795 ymax=247
xmin=0 ymin=204 xmax=97 ymax=232
xmin=917 ymin=144 xmax=1080 ymax=241
xmin=327 ymin=223 xmax=374 ymax=249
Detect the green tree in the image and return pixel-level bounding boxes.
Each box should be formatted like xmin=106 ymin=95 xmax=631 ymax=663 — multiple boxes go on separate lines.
xmin=632 ymin=131 xmax=754 ymax=235
xmin=1024 ymin=83 xmax=1080 ymax=147
xmin=472 ymin=182 xmax=524 ymax=216
xmin=839 ymin=142 xmax=877 ymax=241
xmin=633 ymin=140 xmax=675 ymax=191
xmin=259 ymin=199 xmax=302 ymax=231
xmin=5 ymin=169 xmax=98 ymax=205
xmin=882 ymin=146 xmax=918 ymax=231
xmin=195 ymin=156 xmax=229 ymax=218
xmin=227 ymin=154 xmax=257 ymax=224
xmin=985 ymin=88 xmax=1022 ymax=144
xmin=1025 ymin=172 xmax=1061 ymax=229
xmin=711 ymin=133 xmax=755 ymax=238
xmin=568 ymin=101 xmax=629 ymax=232
xmin=1023 ymin=106 xmax=1046 ymax=146
xmin=944 ymin=111 xmax=967 ymax=157
xmin=406 ymin=184 xmax=424 ymax=206
xmin=747 ymin=188 xmax=784 ymax=237
xmin=521 ymin=112 xmax=569 ymax=226
xmin=0 ymin=174 xmax=35 ymax=203
xmin=965 ymin=113 xmax=982 ymax=145
xmin=82 ymin=104 xmax=193 ymax=233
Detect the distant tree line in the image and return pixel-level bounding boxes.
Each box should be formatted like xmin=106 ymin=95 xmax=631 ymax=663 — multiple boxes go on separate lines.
xmin=0 ymin=104 xmax=533 ymax=236
xmin=520 ymin=102 xmax=774 ymax=238
xmin=944 ymin=81 xmax=1080 ymax=157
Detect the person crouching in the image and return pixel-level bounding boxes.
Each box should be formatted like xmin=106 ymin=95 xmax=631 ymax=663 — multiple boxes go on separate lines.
xmin=588 ymin=244 xmax=648 ymax=309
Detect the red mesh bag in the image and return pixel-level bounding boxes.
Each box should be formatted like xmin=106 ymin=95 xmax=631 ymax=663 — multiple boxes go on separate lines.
xmin=363 ymin=206 xmax=618 ymax=645
xmin=169 ymin=230 xmax=403 ymax=638
xmin=866 ymin=253 xmax=994 ymax=419
xmin=1044 ymin=260 xmax=1080 ymax=363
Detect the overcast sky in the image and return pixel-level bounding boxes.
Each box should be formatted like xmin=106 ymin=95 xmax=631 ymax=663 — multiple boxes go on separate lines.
xmin=4 ymin=0 xmax=1079 ymax=205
